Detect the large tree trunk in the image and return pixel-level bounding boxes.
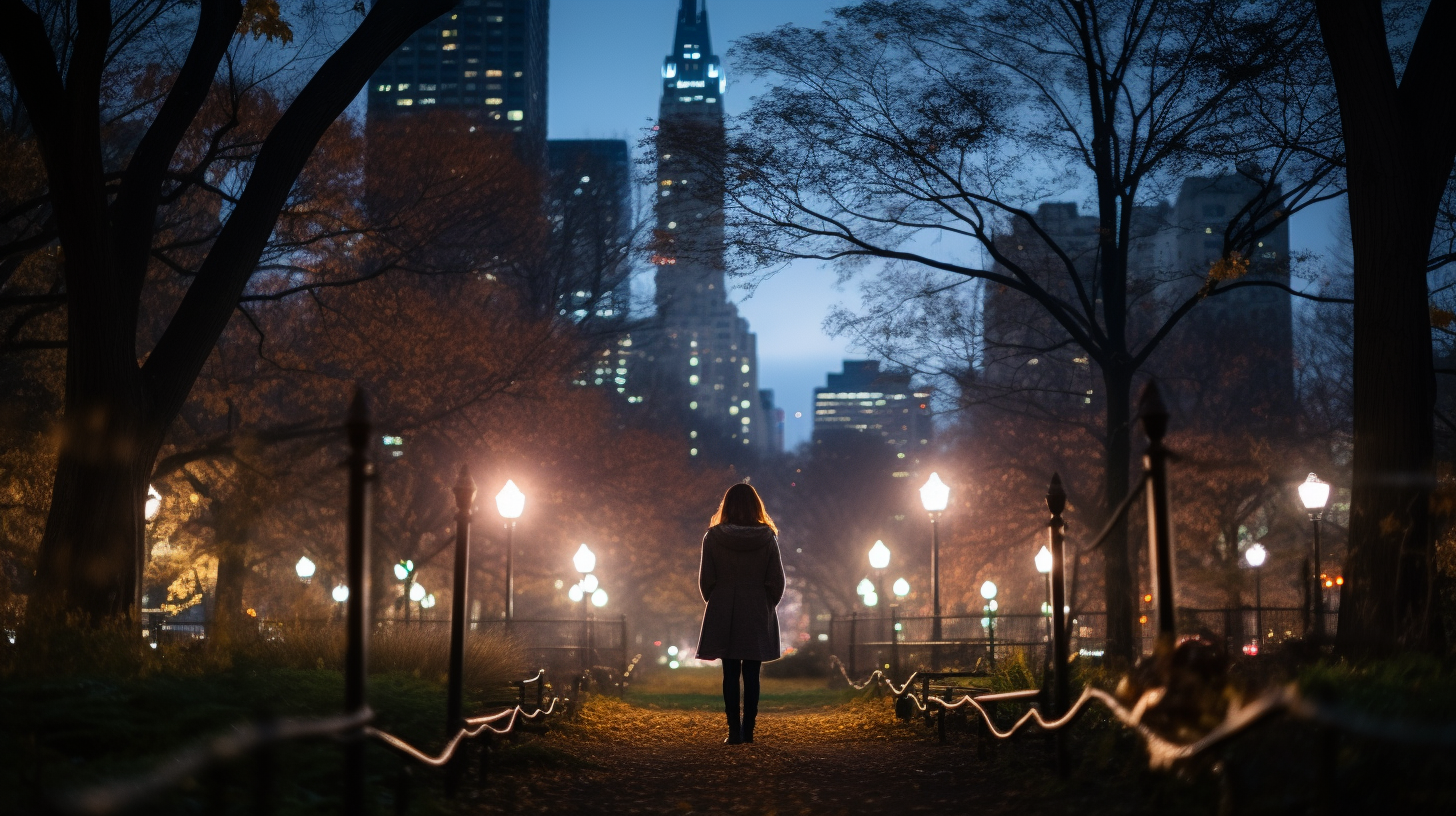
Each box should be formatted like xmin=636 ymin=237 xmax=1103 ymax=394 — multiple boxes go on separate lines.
xmin=2 ymin=0 xmax=457 ymax=627
xmin=209 ymin=496 xmax=254 ymax=653
xmin=1102 ymin=366 xmax=1137 ymax=665
xmin=1315 ymin=0 xmax=1456 ymax=656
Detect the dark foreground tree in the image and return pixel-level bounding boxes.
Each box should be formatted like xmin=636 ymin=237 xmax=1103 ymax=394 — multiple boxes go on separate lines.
xmin=713 ymin=0 xmax=1341 ymax=663
xmin=0 ymin=0 xmax=454 ymax=623
xmin=1314 ymin=1 xmax=1456 ymax=655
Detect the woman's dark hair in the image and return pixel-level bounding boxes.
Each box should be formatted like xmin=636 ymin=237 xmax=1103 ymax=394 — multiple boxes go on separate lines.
xmin=710 ymin=483 xmax=778 ymax=533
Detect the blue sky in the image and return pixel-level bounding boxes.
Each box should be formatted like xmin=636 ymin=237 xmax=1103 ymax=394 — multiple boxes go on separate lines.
xmin=545 ymin=0 xmax=1342 ymax=449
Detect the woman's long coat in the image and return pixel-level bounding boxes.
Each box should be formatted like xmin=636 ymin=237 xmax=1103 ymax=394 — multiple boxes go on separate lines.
xmin=694 ymin=524 xmax=786 ymax=662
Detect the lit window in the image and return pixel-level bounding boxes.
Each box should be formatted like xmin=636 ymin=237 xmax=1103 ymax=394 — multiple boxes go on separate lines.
xmin=486 ymin=97 xmax=504 ymax=105
xmin=513 ymin=71 xmax=523 ymax=77
xmin=689 ymin=375 xmax=699 ymax=385
xmin=689 ymin=401 xmax=698 ymax=409
xmin=708 ymin=64 xmax=719 ymax=78
xmin=661 ymin=179 xmax=672 ymax=186
xmin=507 ymin=110 xmax=524 ymax=121
xmin=690 ymin=448 xmax=698 ymax=456
xmin=690 ymin=431 xmax=698 ymax=438
xmin=442 ymin=29 xmax=458 ymax=36
xmin=397 ymin=99 xmax=414 ymax=106
xmin=398 ymin=83 xmax=411 ymax=91
xmin=486 ymin=69 xmax=503 ymax=77
xmin=442 ymin=44 xmax=457 ymax=51
xmin=419 ymin=98 xmax=436 ymax=104
xmin=689 ymin=356 xmax=698 ymax=366
xmin=377 ymin=84 xmax=392 ymax=91
xmin=464 ymin=71 xmax=478 ymax=78
xmin=663 ymin=62 xmax=677 ymax=78
xmin=419 ymin=83 xmax=437 ymax=91
xmin=668 ymin=221 xmax=677 ymax=229
xmin=740 ymin=364 xmax=750 ymax=374
xmin=487 ymin=15 xmax=504 ymax=22
xmin=729 ymin=406 xmax=739 ymax=415
xmin=742 ymin=417 xmax=751 ymax=425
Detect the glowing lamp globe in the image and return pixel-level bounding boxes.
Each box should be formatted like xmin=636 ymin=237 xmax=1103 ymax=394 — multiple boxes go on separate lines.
xmin=580 ymin=573 xmax=599 ymax=593
xmin=1299 ymin=473 xmax=1330 ymax=511
xmin=145 ymin=485 xmax=163 ymax=522
xmin=856 ymin=578 xmax=875 ymax=596
xmin=919 ymin=472 xmax=950 ymax=513
xmin=409 ymin=582 xmax=426 ymax=602
xmin=1245 ymin=543 xmax=1267 ymax=568
xmin=393 ymin=562 xmax=409 ymax=581
xmin=980 ymin=580 xmax=998 ymax=600
xmin=331 ymin=585 xmax=350 ymax=603
xmin=421 ymin=594 xmax=436 ymax=609
xmin=495 ymin=480 xmax=525 ymax=520
xmin=863 ymin=590 xmax=879 ymax=607
xmin=568 ymin=584 xmax=584 ymax=602
xmin=892 ymin=577 xmax=910 ymax=597
xmin=868 ymin=540 xmax=891 ymax=570
xmin=1035 ymin=545 xmax=1053 ymax=574
xmin=573 ymin=544 xmax=596 ymax=574
xmin=591 ymin=588 xmax=609 ymax=607
xmin=295 ymin=556 xmax=316 ymax=581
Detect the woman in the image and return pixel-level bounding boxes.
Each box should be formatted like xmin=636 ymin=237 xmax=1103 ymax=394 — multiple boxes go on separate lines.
xmin=695 ymin=482 xmax=786 ymax=745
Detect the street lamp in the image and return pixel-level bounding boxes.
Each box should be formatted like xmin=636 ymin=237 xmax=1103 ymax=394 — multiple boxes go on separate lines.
xmin=892 ymin=577 xmax=910 ymax=598
xmin=495 ymin=480 xmax=525 ymax=621
xmin=1035 ymin=545 xmax=1053 ymax=655
xmin=1245 ymin=543 xmax=1267 ymax=650
xmin=332 ymin=584 xmax=350 ymax=603
xmin=394 ymin=559 xmax=416 ymax=623
xmin=572 ymin=544 xmax=597 ymax=671
xmin=295 ymin=556 xmax=316 ymax=584
xmin=868 ymin=540 xmax=891 ymax=569
xmin=573 ymin=543 xmax=596 ymax=575
xmin=919 ymin=472 xmax=950 ymax=644
xmin=856 ymin=577 xmax=875 ymax=596
xmin=591 ymin=588 xmax=609 ymax=607
xmin=145 ymin=485 xmax=162 ymax=522
xmin=409 ymin=582 xmax=426 ymax=603
xmin=980 ymin=580 xmax=998 ymax=667
xmin=1298 ymin=473 xmax=1331 ymax=643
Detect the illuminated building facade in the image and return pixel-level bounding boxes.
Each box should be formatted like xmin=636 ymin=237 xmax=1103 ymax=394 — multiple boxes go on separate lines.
xmin=812 ymin=361 xmax=933 ymax=464
xmin=366 ymin=0 xmax=548 ymax=159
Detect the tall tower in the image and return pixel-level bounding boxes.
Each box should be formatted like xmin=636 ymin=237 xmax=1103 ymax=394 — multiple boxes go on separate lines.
xmin=646 ymin=1 xmax=768 ymax=465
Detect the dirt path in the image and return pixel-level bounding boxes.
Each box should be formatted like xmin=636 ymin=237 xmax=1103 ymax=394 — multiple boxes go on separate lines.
xmin=467 ymin=683 xmax=1056 ymax=816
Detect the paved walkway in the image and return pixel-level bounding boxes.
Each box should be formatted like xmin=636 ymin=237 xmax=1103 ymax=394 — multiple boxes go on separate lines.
xmin=466 ymin=678 xmax=1062 ymax=816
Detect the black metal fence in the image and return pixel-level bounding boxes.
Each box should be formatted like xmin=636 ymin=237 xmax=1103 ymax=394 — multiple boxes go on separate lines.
xmin=45 ymin=392 xmax=583 ymax=815
xmin=828 ymin=382 xmax=1431 ymax=781
xmin=832 ymin=606 xmax=1343 ymax=676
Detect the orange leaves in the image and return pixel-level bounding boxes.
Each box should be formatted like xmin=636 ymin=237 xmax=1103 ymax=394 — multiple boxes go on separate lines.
xmin=1432 ymin=306 xmax=1455 ymax=331
xmin=238 ymin=0 xmax=293 ymax=44
xmin=1206 ymin=251 xmax=1249 ymax=283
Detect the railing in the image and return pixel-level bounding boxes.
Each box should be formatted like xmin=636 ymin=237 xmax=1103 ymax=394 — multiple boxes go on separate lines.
xmin=45 ymin=392 xmax=577 ymax=815
xmin=831 ymin=606 xmax=1342 ymax=676
xmin=831 ymin=382 xmax=1451 ymax=779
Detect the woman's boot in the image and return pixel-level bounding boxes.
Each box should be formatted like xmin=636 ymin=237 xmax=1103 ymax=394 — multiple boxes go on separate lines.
xmin=724 ymin=713 xmax=743 ymax=745
xmin=742 ymin=714 xmax=755 ymax=743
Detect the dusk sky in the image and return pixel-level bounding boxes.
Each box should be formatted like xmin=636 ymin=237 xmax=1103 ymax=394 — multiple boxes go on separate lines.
xmin=545 ymin=0 xmax=1342 ymax=448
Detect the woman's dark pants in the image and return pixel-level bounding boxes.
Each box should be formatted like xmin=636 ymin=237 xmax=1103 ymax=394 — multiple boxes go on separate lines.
xmin=722 ymin=659 xmax=762 ymax=741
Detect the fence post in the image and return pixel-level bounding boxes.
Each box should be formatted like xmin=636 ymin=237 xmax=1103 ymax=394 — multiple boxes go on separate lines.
xmin=1046 ymin=473 xmax=1070 ymax=777
xmin=344 ymin=390 xmax=373 ymax=816
xmin=445 ymin=465 xmax=475 ymax=797
xmin=890 ymin=604 xmax=901 ymax=683
xmin=848 ymin=612 xmax=858 ymax=679
xmin=1139 ymin=381 xmax=1177 ymax=641
xmin=620 ymin=614 xmax=628 ymax=674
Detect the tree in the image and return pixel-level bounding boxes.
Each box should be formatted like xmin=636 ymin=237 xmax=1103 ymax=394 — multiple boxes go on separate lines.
xmin=1311 ymin=1 xmax=1456 ymax=655
xmin=712 ymin=0 xmax=1341 ymax=663
xmin=0 ymin=0 xmax=456 ymax=622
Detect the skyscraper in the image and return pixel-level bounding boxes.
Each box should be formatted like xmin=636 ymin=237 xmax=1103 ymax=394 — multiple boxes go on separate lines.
xmin=366 ymin=0 xmax=548 ymax=160
xmin=642 ymin=1 xmax=768 ymax=465
xmin=812 ymin=361 xmax=933 ymax=466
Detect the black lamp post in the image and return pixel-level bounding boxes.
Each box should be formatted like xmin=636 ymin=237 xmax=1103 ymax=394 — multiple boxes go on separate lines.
xmin=1298 ymin=473 xmax=1331 ymax=643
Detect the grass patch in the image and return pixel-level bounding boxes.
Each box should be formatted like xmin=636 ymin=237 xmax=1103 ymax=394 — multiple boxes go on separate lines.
xmin=0 ymin=625 xmax=538 ymax=815
xmin=625 ymin=667 xmax=858 ymax=710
